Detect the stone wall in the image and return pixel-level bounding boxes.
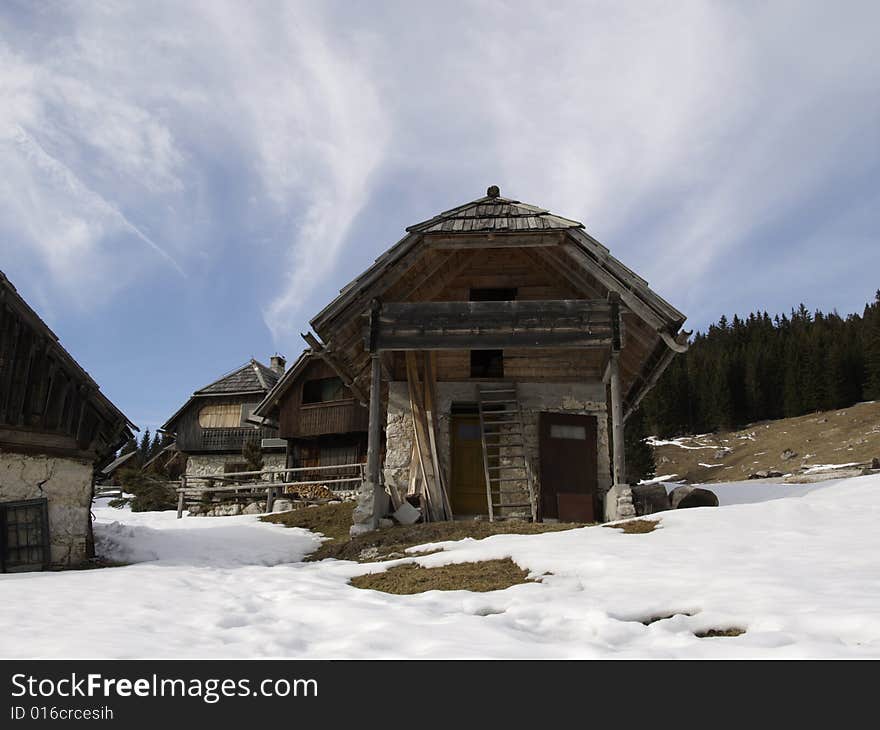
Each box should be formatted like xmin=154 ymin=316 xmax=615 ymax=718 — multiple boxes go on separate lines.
xmin=184 ymin=452 xmax=286 ymax=478
xmin=373 ymin=381 xmax=611 ymax=528
xmin=0 ymin=451 xmax=93 ymax=566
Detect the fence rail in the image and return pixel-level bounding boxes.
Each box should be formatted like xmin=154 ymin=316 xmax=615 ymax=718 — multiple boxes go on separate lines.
xmin=176 ymin=463 xmax=365 ymax=518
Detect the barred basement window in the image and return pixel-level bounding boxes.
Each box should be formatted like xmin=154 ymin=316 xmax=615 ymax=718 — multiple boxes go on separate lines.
xmin=1 ymin=498 xmax=50 ymax=573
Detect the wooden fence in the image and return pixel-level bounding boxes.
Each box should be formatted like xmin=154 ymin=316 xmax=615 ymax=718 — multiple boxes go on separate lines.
xmin=176 ymin=463 xmax=365 ymax=518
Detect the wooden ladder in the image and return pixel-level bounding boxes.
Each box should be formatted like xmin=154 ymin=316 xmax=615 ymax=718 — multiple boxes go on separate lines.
xmin=477 ymin=383 xmax=537 ymax=522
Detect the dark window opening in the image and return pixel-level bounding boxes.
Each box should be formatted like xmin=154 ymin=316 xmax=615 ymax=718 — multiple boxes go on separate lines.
xmin=1 ymin=498 xmax=49 ymax=573
xmin=469 ymin=287 xmax=517 ymax=302
xmin=302 ymin=377 xmax=346 ymax=404
xmin=469 ymin=290 xmax=513 ymax=377
xmin=471 ymin=349 xmax=504 ymax=378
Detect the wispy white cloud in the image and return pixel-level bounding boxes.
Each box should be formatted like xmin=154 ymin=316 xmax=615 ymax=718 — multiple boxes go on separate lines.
xmin=0 ymin=0 xmax=877 ymax=341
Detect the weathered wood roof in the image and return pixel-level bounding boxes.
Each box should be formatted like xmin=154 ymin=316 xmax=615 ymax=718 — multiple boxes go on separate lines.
xmin=99 ymin=448 xmax=138 ymax=477
xmin=406 ymin=194 xmax=584 ymax=234
xmin=311 ymin=188 xmax=685 ymax=338
xmin=250 ymin=350 xmax=313 ymax=423
xmin=194 ymin=359 xmax=280 ymax=395
xmin=304 ymin=187 xmax=690 ymax=418
xmin=0 ymin=268 xmax=136 ymax=436
xmin=161 ymin=359 xmax=281 ymax=432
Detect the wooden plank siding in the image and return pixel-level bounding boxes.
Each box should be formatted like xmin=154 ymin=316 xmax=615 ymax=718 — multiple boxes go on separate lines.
xmin=319 ymin=246 xmax=637 ymax=390
xmin=172 ymin=394 xmax=276 ymax=453
xmin=0 ymin=287 xmax=132 ymax=462
xmin=277 ymin=358 xmax=368 ymax=439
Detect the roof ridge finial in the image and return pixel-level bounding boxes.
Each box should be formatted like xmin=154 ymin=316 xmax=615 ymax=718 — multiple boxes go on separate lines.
xmin=487 ymin=185 xmax=500 ymax=198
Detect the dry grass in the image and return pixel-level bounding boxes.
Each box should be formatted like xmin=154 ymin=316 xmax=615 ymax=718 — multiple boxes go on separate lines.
xmin=695 ymin=627 xmax=746 ymax=638
xmin=261 ymin=501 xmax=355 ymax=544
xmin=652 ymin=400 xmax=880 ymax=484
xmin=350 ymin=558 xmax=531 ymax=594
xmin=640 ymin=611 xmax=693 ymax=625
xmin=262 ymin=502 xmax=585 ymax=562
xmin=604 ymin=518 xmax=659 ymax=534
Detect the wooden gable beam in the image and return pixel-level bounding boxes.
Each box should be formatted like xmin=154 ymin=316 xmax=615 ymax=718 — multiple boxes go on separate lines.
xmin=301 ymin=331 xmax=368 ymax=405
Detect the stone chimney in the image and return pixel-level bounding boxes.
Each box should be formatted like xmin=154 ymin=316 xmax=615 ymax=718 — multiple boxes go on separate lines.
xmin=270 ymin=354 xmax=286 ymax=375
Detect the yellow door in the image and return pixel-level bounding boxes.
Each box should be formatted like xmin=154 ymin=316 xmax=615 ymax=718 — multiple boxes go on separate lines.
xmin=450 ymin=415 xmax=488 ymax=515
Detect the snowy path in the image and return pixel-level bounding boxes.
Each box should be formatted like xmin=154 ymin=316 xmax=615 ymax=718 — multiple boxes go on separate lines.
xmin=1 ymin=478 xmax=879 ymax=658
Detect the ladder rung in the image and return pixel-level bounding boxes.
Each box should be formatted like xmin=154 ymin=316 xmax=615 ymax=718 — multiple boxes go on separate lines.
xmin=479 ymin=388 xmax=516 ymax=394
xmin=489 ymin=476 xmax=525 ymax=482
xmin=487 ymin=465 xmax=525 ymax=471
xmin=492 ymin=502 xmax=532 ymax=508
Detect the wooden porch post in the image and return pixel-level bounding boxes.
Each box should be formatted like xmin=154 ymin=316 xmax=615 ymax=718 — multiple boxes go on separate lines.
xmin=366 ymin=352 xmax=384 ymax=528
xmin=609 ymin=352 xmax=626 ymax=485
xmin=608 ymin=291 xmax=625 ymax=486
xmin=364 ymin=298 xmax=384 ymax=528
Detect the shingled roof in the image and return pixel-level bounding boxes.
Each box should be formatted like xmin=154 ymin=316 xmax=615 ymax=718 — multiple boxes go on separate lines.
xmin=194 ymin=359 xmax=281 ymax=395
xmin=160 ymin=359 xmax=281 ymax=432
xmin=309 ymin=186 xmax=689 ymax=419
xmin=406 ymin=189 xmax=583 ymax=234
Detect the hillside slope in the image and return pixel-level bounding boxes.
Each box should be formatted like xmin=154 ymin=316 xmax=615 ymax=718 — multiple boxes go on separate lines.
xmin=648 ymin=400 xmax=880 ymax=484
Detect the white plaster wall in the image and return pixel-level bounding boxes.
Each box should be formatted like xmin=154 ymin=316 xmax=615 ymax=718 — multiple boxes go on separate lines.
xmin=0 ymin=451 xmax=93 ymax=566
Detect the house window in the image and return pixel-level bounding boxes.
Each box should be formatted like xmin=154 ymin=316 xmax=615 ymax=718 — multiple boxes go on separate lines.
xmin=471 ymin=350 xmax=504 ymax=378
xmin=468 ymin=288 xmax=514 ymax=378
xmin=550 ymin=424 xmax=587 ymax=440
xmin=1 ymin=498 xmax=49 ymax=573
xmin=302 ymin=377 xmax=346 ymax=404
xmin=198 ymin=403 xmax=241 ymax=428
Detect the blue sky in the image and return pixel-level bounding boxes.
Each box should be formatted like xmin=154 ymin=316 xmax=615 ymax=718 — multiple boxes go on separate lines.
xmin=1 ymin=0 xmax=878 ymax=433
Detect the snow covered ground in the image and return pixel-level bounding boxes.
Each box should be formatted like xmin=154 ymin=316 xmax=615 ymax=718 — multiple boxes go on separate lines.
xmin=2 ymin=476 xmax=879 ymax=658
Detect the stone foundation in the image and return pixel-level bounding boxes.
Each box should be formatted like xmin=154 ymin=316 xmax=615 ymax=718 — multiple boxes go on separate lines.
xmin=184 ymin=452 xmax=286 ymax=478
xmin=0 ymin=451 xmax=93 ymax=567
xmin=354 ymin=381 xmax=612 ymax=531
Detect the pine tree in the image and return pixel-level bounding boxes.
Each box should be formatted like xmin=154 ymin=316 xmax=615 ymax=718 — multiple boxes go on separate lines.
xmin=624 ymin=409 xmax=655 ymax=484
xmin=138 ymin=429 xmax=151 ymax=467
xmin=242 ymin=439 xmax=264 ymax=472
xmin=864 ymin=292 xmax=880 ymax=399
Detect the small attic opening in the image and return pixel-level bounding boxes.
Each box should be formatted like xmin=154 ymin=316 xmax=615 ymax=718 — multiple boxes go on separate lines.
xmin=469 ymin=288 xmax=515 ymax=378
xmin=470 ymin=350 xmax=504 ymax=378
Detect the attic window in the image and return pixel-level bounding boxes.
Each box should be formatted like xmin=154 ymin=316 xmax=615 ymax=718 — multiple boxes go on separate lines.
xmin=302 ymin=377 xmax=346 ymax=405
xmin=469 ymin=287 xmax=517 ymax=302
xmin=198 ymin=403 xmax=241 ymax=428
xmin=471 ymin=350 xmax=504 ymax=378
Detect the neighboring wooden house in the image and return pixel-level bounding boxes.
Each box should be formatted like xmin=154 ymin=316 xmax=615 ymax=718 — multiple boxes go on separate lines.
xmin=0 ymin=270 xmax=135 ymax=571
xmin=160 ymin=357 xmax=286 ymax=477
xmin=300 ymin=186 xmax=689 ymax=532
xmin=251 ymin=350 xmax=369 ymax=471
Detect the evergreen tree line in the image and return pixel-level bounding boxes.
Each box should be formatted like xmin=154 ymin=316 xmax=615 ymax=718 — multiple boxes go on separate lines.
xmin=641 ymin=291 xmax=880 ymax=439
xmin=119 ymin=428 xmax=173 ymax=469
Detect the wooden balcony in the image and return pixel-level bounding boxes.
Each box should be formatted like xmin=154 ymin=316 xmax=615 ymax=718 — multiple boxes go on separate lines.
xmin=281 ymin=399 xmax=369 ymax=439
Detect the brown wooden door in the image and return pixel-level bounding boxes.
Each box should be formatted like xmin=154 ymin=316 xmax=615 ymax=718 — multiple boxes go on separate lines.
xmin=539 ymin=413 xmax=598 ymax=520
xmin=450 ymin=415 xmax=488 ymax=515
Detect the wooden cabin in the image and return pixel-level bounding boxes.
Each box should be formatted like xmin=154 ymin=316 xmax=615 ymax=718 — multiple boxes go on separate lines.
xmin=302 ymin=187 xmax=689 ymax=533
xmin=251 ymin=350 xmax=369 ymax=472
xmin=0 ymin=270 xmax=135 ymax=570
xmin=160 ymin=358 xmax=286 ymax=477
